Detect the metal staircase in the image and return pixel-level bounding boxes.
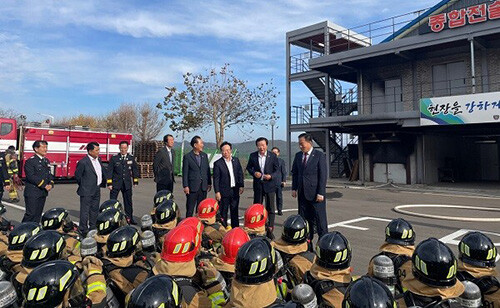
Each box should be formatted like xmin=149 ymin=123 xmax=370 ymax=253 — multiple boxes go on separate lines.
xmin=300 ymin=77 xmax=358 ymax=178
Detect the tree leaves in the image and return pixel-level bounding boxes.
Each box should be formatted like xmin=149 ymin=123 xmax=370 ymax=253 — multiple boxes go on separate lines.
xmin=158 ymin=63 xmax=279 ymax=147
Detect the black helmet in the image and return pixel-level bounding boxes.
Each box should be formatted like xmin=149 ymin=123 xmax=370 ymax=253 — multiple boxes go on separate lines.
xmin=106 ymin=226 xmax=140 ymax=258
xmin=342 ymin=276 xmax=396 ymax=308
xmin=23 ymin=260 xmax=86 ymax=308
xmin=412 ymin=238 xmax=457 ymax=288
xmin=126 ymin=275 xmax=183 ymax=308
xmin=41 ymin=208 xmax=72 ymax=231
xmin=316 ymin=231 xmax=351 ymax=270
xmin=99 ymin=199 xmax=124 ymax=213
xmin=22 ymin=230 xmax=65 ymax=269
xmin=459 ymin=231 xmax=497 ymax=268
xmin=96 ymin=208 xmax=127 ymax=236
xmin=282 ymin=215 xmax=309 ymax=244
xmin=154 ymin=190 xmax=173 ymax=207
xmin=235 ymin=238 xmax=277 ymax=284
xmin=155 ymin=200 xmax=178 ymax=224
xmin=385 ymin=218 xmax=415 ymax=246
xmin=8 ymin=222 xmax=41 ymax=251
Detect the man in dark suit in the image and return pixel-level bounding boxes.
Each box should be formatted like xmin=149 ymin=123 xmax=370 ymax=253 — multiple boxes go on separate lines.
xmin=153 ymin=134 xmax=175 ymax=192
xmin=291 ymin=133 xmax=328 ymax=242
xmin=246 ymin=137 xmax=279 ymax=238
xmin=22 ymin=140 xmax=54 ymax=222
xmin=75 ymin=142 xmax=105 ymax=236
xmin=182 ymin=136 xmax=211 ymax=217
xmin=271 ymin=147 xmax=287 ymax=216
xmin=106 ymin=140 xmax=139 ymax=224
xmin=213 ymin=141 xmax=244 ymax=228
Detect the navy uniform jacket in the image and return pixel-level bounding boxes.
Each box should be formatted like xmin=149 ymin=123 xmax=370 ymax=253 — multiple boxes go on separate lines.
xmin=291 ymin=149 xmax=327 ymax=202
xmin=106 ymin=153 xmax=139 ymax=190
xmin=182 ymin=151 xmax=212 ymax=192
xmin=24 ymin=155 xmax=54 ymax=198
xmin=246 ymin=151 xmax=279 ymax=194
xmin=213 ymin=156 xmax=244 ymax=197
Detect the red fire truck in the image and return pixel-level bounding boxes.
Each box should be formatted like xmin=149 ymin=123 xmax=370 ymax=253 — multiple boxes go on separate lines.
xmin=0 ymin=118 xmax=133 ymax=178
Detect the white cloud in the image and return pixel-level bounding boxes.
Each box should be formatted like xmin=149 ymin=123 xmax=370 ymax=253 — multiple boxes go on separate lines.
xmin=1 ymin=0 xmax=439 ymax=44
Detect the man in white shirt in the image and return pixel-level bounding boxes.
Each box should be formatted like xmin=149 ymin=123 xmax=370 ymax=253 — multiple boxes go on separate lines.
xmin=246 ymin=137 xmax=280 ymax=239
xmin=213 ymin=141 xmax=244 ymax=228
xmin=75 ymin=142 xmax=105 ymax=236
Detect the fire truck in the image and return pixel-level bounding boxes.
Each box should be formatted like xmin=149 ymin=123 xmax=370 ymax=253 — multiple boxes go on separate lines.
xmin=0 ymin=117 xmax=133 ymax=178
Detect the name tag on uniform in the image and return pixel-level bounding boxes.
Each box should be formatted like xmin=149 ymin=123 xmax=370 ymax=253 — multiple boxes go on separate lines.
xmin=127 ymin=160 xmax=132 ymax=165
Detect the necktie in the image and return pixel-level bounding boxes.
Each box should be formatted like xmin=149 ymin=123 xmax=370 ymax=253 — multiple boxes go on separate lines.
xmin=302 ymin=152 xmax=308 ymax=168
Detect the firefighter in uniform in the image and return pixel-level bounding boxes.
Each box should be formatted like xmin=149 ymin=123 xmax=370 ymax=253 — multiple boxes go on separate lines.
xmin=0 ymin=222 xmax=40 ymax=280
xmin=197 ymin=198 xmax=227 ymax=252
xmin=0 ymin=150 xmax=10 ymax=204
xmin=126 ymin=275 xmax=185 ymax=308
xmin=12 ymin=230 xmax=66 ymax=299
xmin=227 ymin=237 xmax=282 ymax=308
xmin=22 ymin=140 xmax=54 ymax=223
xmin=5 ymin=150 xmax=20 ymax=202
xmin=102 ymin=225 xmax=151 ymax=307
xmin=99 ymin=199 xmax=124 ymax=213
xmin=23 ymin=259 xmax=107 ymax=308
xmin=151 ymin=189 xmax=174 ymax=219
xmin=303 ymin=231 xmax=353 ymax=308
xmin=212 ymin=227 xmax=250 ymax=288
xmin=106 ymin=140 xmax=139 ymax=224
xmin=243 ymin=203 xmax=268 ymax=238
xmin=272 ymin=215 xmax=315 ymax=289
xmin=153 ymin=224 xmax=225 ymax=308
xmin=342 ymin=276 xmax=398 ymax=308
xmin=152 ymin=199 xmax=179 ymax=248
xmin=367 ymin=218 xmax=415 ymax=294
xmin=41 ymin=207 xmax=81 ymax=257
xmin=94 ymin=208 xmax=127 ymax=256
xmin=456 ymin=231 xmax=500 ymax=307
xmin=398 ymin=238 xmax=465 ymax=308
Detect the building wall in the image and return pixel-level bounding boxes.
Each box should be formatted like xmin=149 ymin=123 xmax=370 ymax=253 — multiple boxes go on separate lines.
xmin=359 ymin=46 xmax=500 ymax=115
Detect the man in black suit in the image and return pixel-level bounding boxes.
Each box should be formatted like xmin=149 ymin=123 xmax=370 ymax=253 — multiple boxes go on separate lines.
xmin=246 ymin=137 xmax=279 ymax=238
xmin=75 ymin=142 xmax=105 ymax=236
xmin=291 ymin=133 xmax=328 ymax=242
xmin=106 ymin=140 xmax=139 ymax=224
xmin=153 ymin=134 xmax=175 ymax=192
xmin=22 ymin=140 xmax=54 ymax=223
xmin=213 ymin=141 xmax=244 ymax=228
xmin=271 ymin=147 xmax=287 ymax=216
xmin=182 ymin=136 xmax=211 ymax=217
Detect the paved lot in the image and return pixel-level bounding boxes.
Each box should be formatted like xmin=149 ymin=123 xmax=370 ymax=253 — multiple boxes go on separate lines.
xmin=2 ymin=178 xmax=499 ymax=275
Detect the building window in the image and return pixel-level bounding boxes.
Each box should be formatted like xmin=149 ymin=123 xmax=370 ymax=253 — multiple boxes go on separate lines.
xmin=432 ymin=61 xmax=466 ymax=97
xmin=371 ymin=78 xmax=402 ymax=113
xmin=0 ymin=123 xmax=12 ymax=136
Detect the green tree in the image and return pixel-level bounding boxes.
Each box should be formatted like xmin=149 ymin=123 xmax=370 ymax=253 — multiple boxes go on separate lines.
xmin=158 ymin=64 xmax=279 ymax=147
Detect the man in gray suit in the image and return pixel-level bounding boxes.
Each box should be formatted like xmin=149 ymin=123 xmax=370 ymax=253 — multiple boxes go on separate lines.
xmin=153 ymin=134 xmax=175 ymax=192
xmin=75 ymin=142 xmax=106 ymax=236
xmin=182 ymin=136 xmax=211 ymax=217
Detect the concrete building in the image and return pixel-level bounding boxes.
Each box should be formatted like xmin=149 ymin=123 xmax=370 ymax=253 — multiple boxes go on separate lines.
xmin=286 ymin=0 xmax=500 ymax=184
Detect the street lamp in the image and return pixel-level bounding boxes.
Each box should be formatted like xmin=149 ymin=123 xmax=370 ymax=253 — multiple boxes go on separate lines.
xmin=270 ymin=118 xmax=276 ymax=148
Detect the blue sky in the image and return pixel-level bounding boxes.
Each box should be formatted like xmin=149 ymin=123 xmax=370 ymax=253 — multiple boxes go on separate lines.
xmin=0 ymin=0 xmax=437 ymax=142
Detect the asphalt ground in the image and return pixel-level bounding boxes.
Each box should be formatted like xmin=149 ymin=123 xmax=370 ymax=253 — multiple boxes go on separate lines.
xmin=2 ymin=177 xmax=499 ymax=275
